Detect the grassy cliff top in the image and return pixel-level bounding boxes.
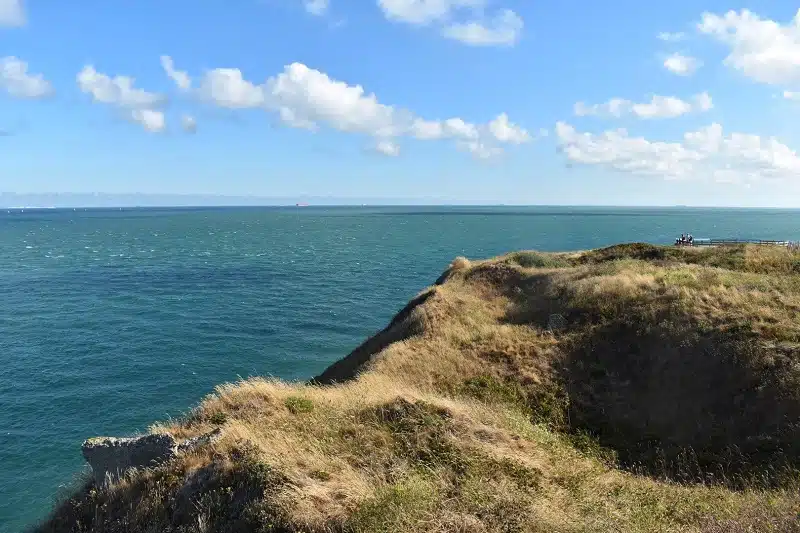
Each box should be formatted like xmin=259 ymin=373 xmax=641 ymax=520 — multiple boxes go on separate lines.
xmin=39 ymin=244 xmax=800 ymax=532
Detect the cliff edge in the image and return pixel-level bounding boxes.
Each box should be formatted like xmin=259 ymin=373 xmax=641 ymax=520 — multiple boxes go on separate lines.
xmin=36 ymin=244 xmax=800 ymax=532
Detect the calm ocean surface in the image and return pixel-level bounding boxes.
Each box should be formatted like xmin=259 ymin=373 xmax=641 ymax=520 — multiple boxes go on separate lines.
xmin=3 ymin=205 xmax=800 ymax=530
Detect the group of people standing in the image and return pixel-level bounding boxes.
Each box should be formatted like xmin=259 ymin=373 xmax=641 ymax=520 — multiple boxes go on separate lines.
xmin=676 ymin=233 xmax=694 ymax=246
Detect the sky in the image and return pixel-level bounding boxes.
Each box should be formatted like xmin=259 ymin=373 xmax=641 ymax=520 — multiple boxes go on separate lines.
xmin=3 ymin=0 xmax=800 ymax=206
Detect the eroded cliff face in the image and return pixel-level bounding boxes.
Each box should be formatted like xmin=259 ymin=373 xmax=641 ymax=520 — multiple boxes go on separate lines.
xmin=39 ymin=244 xmax=800 ymax=533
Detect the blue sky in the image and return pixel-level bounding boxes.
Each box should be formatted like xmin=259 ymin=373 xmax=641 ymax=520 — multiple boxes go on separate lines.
xmin=3 ymin=0 xmax=800 ymax=206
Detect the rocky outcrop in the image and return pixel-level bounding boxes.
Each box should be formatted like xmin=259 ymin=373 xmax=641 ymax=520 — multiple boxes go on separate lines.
xmin=82 ymin=429 xmax=222 ymax=484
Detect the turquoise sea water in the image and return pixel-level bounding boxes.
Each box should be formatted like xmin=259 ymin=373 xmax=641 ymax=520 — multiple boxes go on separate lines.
xmin=3 ymin=205 xmax=800 ymax=531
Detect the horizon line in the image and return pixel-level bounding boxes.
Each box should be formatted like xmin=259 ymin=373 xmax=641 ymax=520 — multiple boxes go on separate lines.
xmin=3 ymin=204 xmax=800 ymax=210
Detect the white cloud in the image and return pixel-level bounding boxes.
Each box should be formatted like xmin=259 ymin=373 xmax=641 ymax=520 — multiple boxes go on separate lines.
xmin=682 ymin=122 xmax=723 ymax=153
xmin=631 ymin=96 xmax=692 ymax=119
xmin=556 ymin=121 xmax=800 ymax=183
xmin=0 ymin=0 xmax=24 ymax=27
xmin=693 ymin=91 xmax=714 ymax=111
xmin=664 ymin=53 xmax=702 ymax=76
xmin=78 ymin=65 xmax=165 ymax=108
xmin=130 ymin=109 xmax=166 ymax=133
xmin=266 ymin=62 xmax=401 ymax=136
xmin=410 ymin=118 xmax=444 ymax=139
xmin=181 ymin=114 xmax=197 ymax=133
xmin=783 ymin=90 xmax=800 ymax=100
xmin=377 ymin=0 xmax=483 ymax=25
xmin=574 ymin=98 xmax=627 ymax=118
xmin=160 ymin=56 xmax=191 ymax=91
xmin=378 ymin=0 xmax=522 ymax=47
xmin=460 ymin=140 xmax=502 ymax=159
xmin=556 ymin=122 xmax=703 ymax=178
xmin=77 ymin=65 xmax=166 ymax=133
xmin=194 ymin=63 xmax=398 ymax=133
xmin=698 ymin=9 xmax=800 ymax=86
xmin=488 ymin=112 xmax=529 ymax=143
xmin=658 ymin=31 xmax=686 ymax=42
xmin=0 ymin=57 xmax=52 ymax=98
xmin=442 ymin=117 xmax=479 ymax=139
xmin=304 ymin=0 xmax=329 ymax=16
xmin=192 ymin=61 xmax=534 ymax=158
xmin=375 ymin=139 xmax=400 ymax=156
xmin=442 ymin=9 xmax=523 ymax=46
xmin=197 ymin=68 xmax=266 ymax=109
xmin=574 ymin=92 xmax=713 ymax=119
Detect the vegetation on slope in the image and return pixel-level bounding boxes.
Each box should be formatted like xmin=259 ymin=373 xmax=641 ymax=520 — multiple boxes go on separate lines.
xmin=37 ymin=244 xmax=800 ymax=532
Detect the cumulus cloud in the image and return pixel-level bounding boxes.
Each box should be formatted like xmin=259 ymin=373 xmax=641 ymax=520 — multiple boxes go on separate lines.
xmin=442 ymin=9 xmax=523 ymax=46
xmin=197 ymin=68 xmax=266 ymax=109
xmin=304 ymin=0 xmax=329 ymax=16
xmin=375 ymin=139 xmax=400 ymax=156
xmin=658 ymin=31 xmax=686 ymax=42
xmin=130 ymin=109 xmax=166 ymax=133
xmin=378 ymin=0 xmax=522 ymax=47
xmin=664 ymin=53 xmax=702 ymax=76
xmin=0 ymin=57 xmax=52 ymax=98
xmin=181 ymin=114 xmax=197 ymax=133
xmin=442 ymin=117 xmax=479 ymax=139
xmin=161 ymin=56 xmax=191 ymax=91
xmin=77 ymin=65 xmax=167 ymax=133
xmin=266 ymin=62 xmax=400 ymax=136
xmin=699 ymin=9 xmax=800 ymax=86
xmin=410 ymin=118 xmax=444 ymax=140
xmin=556 ymin=121 xmax=800 ymax=183
xmin=0 ymin=0 xmax=24 ymax=27
xmin=377 ymin=0 xmax=482 ymax=25
xmin=460 ymin=140 xmax=502 ymax=159
xmin=190 ymin=61 xmax=533 ymax=158
xmin=488 ymin=113 xmax=530 ymax=143
xmin=78 ymin=65 xmax=165 ymax=108
xmin=574 ymin=92 xmax=713 ymax=119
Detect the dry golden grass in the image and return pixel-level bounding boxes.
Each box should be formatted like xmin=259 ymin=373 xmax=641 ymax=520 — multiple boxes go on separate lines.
xmin=36 ymin=243 xmax=800 ymax=532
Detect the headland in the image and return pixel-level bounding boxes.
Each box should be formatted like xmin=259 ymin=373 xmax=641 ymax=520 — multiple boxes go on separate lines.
xmin=35 ymin=243 xmax=800 ymax=532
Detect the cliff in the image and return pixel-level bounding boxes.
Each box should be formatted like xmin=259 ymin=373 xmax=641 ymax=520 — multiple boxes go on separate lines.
xmin=36 ymin=244 xmax=800 ymax=532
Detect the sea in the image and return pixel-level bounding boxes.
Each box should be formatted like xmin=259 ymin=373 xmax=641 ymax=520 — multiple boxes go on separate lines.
xmin=3 ymin=205 xmax=800 ymax=531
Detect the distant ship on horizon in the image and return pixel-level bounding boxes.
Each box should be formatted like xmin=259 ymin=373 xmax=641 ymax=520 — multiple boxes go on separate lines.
xmin=296 ymin=203 xmax=309 ymax=207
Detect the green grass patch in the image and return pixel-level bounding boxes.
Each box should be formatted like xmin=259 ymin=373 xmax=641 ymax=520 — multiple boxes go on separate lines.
xmin=349 ymin=474 xmax=439 ymax=533
xmin=284 ymin=396 xmax=314 ymax=414
xmin=526 ymin=382 xmax=570 ymax=430
xmin=461 ymin=375 xmax=528 ymax=407
xmin=373 ymin=399 xmax=469 ymax=474
xmin=568 ymin=429 xmax=619 ymax=467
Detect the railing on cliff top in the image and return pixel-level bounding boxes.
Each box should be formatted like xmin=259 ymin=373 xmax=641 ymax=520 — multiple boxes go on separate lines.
xmin=676 ymin=238 xmax=799 ymax=248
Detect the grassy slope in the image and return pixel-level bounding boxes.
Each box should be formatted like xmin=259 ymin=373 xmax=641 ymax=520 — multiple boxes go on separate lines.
xmin=37 ymin=244 xmax=800 ymax=533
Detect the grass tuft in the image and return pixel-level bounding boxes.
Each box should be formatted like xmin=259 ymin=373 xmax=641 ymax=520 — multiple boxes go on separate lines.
xmin=284 ymin=395 xmax=314 ymax=414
